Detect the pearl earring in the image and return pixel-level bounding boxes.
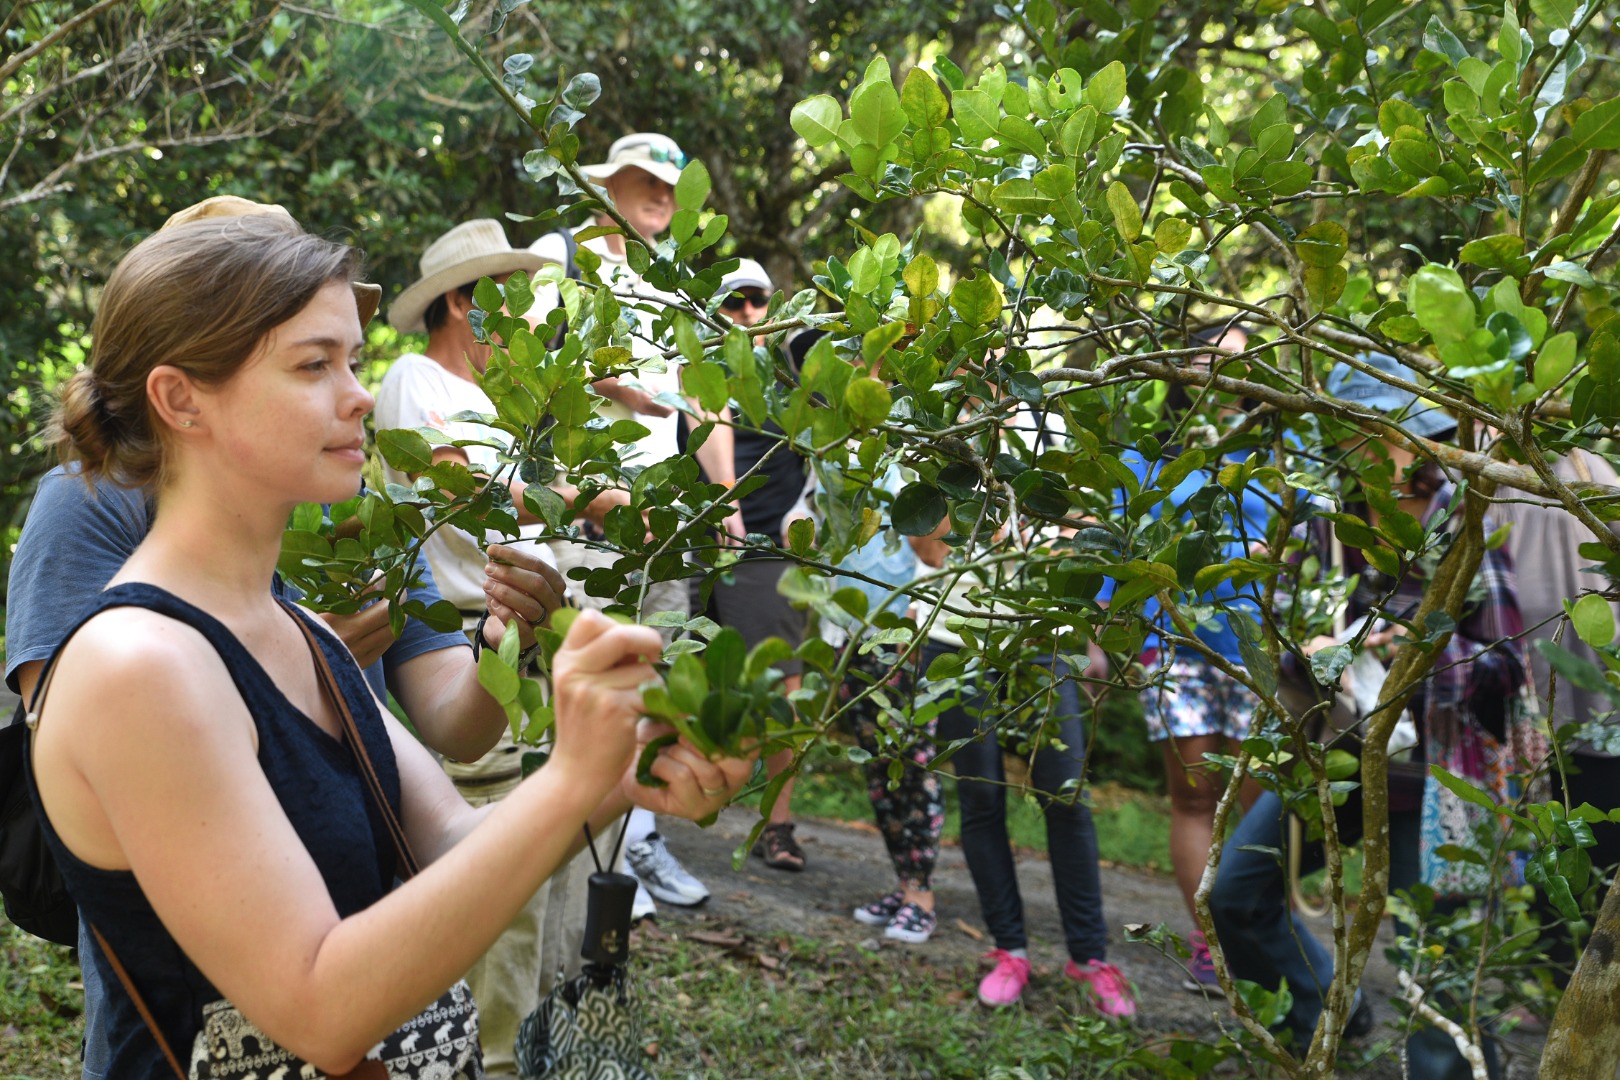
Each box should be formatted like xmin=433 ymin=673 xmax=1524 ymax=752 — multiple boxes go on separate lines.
xmin=179 ymin=420 xmax=195 ymax=428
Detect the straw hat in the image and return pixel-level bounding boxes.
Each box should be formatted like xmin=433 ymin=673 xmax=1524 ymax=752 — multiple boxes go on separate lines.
xmin=389 ymin=219 xmax=546 ymax=334
xmin=579 ymin=132 xmax=689 ymax=187
xmin=160 ymin=196 xmax=382 ymax=327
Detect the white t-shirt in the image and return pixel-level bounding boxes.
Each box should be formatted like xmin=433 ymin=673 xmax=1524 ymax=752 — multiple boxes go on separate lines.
xmin=373 ymin=352 xmax=553 ymax=613
xmin=531 ymin=226 xmax=682 ymax=465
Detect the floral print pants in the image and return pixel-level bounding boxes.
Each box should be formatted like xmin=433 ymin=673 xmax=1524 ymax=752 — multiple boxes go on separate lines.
xmin=840 ymin=647 xmax=943 ymax=892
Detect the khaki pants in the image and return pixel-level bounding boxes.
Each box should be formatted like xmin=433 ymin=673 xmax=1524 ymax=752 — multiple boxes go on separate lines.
xmin=449 ymin=603 xmax=638 ymax=1077
xmin=452 ymin=739 xmax=626 ymax=1076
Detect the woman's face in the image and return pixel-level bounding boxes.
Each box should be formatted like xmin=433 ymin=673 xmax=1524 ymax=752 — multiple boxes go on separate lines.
xmin=191 ymin=280 xmax=371 ymax=507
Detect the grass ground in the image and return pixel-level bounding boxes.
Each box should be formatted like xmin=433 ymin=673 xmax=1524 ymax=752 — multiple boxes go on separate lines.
xmin=0 ymin=916 xmax=83 ymax=1079
xmin=790 ymin=743 xmax=1176 ymax=873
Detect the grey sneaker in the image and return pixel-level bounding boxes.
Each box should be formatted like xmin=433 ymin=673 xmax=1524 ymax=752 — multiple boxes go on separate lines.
xmin=626 ymin=832 xmax=710 ymax=906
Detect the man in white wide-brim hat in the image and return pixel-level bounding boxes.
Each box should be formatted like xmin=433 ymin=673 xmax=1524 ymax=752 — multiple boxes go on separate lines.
xmin=376 ymin=218 xmax=600 ymax=1079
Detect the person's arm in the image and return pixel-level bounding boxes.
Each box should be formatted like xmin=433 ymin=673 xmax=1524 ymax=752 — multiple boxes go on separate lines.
xmin=386 ymin=543 xmax=566 ymax=762
xmin=909 ymin=518 xmax=952 ymax=569
xmin=686 ymin=407 xmax=746 ymax=541
xmin=1446 ymin=541 xmax=1528 ymax=736
xmin=34 ymin=609 xmax=747 ymax=1075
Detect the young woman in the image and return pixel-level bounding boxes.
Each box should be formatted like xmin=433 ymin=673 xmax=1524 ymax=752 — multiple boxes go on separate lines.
xmin=24 ymin=214 xmax=750 ymax=1078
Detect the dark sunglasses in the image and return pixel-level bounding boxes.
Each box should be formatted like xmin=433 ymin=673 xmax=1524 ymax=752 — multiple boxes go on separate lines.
xmin=720 ymin=290 xmax=772 ymax=312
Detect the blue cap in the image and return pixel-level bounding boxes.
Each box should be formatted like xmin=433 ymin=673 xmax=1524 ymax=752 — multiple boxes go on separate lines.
xmin=1324 ymin=352 xmax=1456 ymax=440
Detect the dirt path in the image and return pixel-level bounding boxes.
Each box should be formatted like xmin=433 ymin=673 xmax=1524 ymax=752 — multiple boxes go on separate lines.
xmin=649 ymin=808 xmax=1547 ymax=1078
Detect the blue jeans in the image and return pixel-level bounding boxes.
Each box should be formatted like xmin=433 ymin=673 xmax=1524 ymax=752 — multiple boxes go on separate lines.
xmin=923 ymin=642 xmax=1109 ymax=963
xmin=1210 ymin=790 xmax=1500 ymax=1078
xmin=79 ymin=917 xmax=111 ymax=1079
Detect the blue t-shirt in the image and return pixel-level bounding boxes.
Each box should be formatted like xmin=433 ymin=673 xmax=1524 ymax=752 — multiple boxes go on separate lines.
xmin=833 ymin=466 xmax=919 ymax=625
xmin=1116 ymin=450 xmax=1273 ymax=663
xmin=4 ymin=466 xmax=467 ymax=705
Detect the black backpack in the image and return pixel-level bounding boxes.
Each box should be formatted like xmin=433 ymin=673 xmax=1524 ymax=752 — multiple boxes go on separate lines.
xmin=0 ymin=700 xmax=77 ymax=946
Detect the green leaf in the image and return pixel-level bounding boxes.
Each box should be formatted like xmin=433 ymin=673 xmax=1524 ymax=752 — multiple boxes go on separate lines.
xmin=1378 ymin=99 xmax=1427 ymax=138
xmin=953 ymin=89 xmax=1000 ymax=143
xmin=472 ymin=276 xmax=504 ymax=316
xmin=704 ymin=626 xmax=746 ymax=689
xmin=667 ymin=653 xmax=709 ymax=715
xmin=376 ymin=428 xmax=434 ymax=474
xmin=950 ymin=271 xmax=1003 ymax=326
xmin=991 ymin=177 xmax=1051 ymax=217
xmin=1429 ymin=764 xmax=1500 ymax=813
xmin=1570 ymin=593 xmax=1616 ymax=648
xmin=901 ymin=67 xmax=949 ymax=129
xmin=1423 ymin=15 xmax=1469 ymax=67
xmin=904 ymin=254 xmax=939 ymax=297
xmin=861 ymin=323 xmax=906 ymax=366
xmin=1573 ymin=99 xmax=1620 ymax=150
xmin=1530 ymin=0 xmax=1577 ymax=30
xmin=1534 ymin=331 xmax=1577 ymax=391
xmin=1407 ymin=264 xmax=1475 ymax=346
xmin=674 ymin=159 xmax=711 ymax=212
xmin=1083 ymin=61 xmax=1127 ymax=113
xmin=892 ymin=482 xmax=948 ymax=536
xmin=681 ymin=359 xmax=730 ymax=414
xmin=850 ymin=76 xmax=905 ymax=147
xmin=1458 ymin=234 xmax=1525 ymax=269
xmin=1154 ymin=218 xmax=1193 ymax=255
xmin=1105 ymin=181 xmax=1142 ymax=241
xmin=1528 ymin=137 xmax=1585 ymax=187
xmin=477 ymin=648 xmax=521 ymax=705
xmin=1293 ymin=222 xmax=1348 ymax=268
xmin=1304 ymin=264 xmax=1347 ymax=310
xmin=790 ymin=95 xmax=844 ymax=147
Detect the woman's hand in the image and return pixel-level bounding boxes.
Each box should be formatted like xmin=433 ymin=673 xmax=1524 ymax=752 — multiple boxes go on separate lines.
xmin=548 ymin=611 xmax=664 ymax=788
xmin=621 ymin=721 xmax=758 ymax=820
xmin=317 ymin=583 xmax=399 ymax=669
xmin=481 ymin=543 xmax=568 ymax=650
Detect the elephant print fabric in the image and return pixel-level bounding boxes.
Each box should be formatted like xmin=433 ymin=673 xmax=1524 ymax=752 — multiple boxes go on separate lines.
xmin=186 ymin=980 xmax=484 ymax=1078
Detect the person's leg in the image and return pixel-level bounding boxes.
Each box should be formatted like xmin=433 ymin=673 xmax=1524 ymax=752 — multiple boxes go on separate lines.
xmin=1209 ymin=789 xmax=1335 ymax=1046
xmin=1161 ymin=733 xmax=1227 ymax=919
xmin=933 ymin=650 xmax=1022 ymax=951
xmin=847 ymin=649 xmax=941 ymax=913
xmin=456 ymin=772 xmax=548 ymax=1079
xmin=713 ymin=559 xmax=808 ymax=867
xmin=1028 ymin=659 xmax=1108 ymax=965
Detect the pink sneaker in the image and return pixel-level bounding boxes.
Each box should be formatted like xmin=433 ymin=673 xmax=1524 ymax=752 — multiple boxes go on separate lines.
xmin=1066 ymin=959 xmax=1137 ymax=1020
xmin=977 ymin=949 xmax=1032 ymax=1007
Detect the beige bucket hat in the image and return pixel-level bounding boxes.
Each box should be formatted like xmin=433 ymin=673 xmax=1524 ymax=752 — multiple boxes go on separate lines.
xmin=161 ymin=195 xmax=382 ymax=327
xmin=579 ymin=132 xmax=689 ymax=187
xmin=389 ymin=219 xmax=546 ymax=334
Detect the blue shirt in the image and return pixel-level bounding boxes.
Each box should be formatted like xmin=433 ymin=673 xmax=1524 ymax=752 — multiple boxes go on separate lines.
xmin=1117 ymin=449 xmax=1273 ymax=663
xmin=5 ymin=466 xmax=467 ymax=704
xmin=834 ymin=466 xmax=920 ymax=625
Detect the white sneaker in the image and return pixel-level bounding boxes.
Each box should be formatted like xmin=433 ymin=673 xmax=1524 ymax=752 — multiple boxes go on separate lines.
xmin=632 ymin=881 xmax=657 ymax=922
xmin=626 ymin=833 xmax=710 ymax=906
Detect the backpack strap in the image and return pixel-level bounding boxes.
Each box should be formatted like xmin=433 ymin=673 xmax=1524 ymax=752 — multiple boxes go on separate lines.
xmin=277 ymin=600 xmax=420 ymax=879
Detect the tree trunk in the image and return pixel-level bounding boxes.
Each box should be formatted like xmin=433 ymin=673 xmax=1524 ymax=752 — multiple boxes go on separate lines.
xmin=1540 ymin=875 xmax=1620 ymax=1077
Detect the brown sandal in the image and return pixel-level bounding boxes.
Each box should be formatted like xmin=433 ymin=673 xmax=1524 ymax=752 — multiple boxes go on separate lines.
xmin=752 ymin=822 xmax=806 ymax=871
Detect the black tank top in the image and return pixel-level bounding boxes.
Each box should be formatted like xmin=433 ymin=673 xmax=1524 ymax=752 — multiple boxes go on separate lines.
xmin=23 ymin=583 xmax=483 ymax=1078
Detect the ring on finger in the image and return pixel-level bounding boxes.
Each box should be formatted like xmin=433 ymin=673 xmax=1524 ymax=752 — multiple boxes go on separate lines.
xmin=701 ymin=785 xmax=727 ymax=798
